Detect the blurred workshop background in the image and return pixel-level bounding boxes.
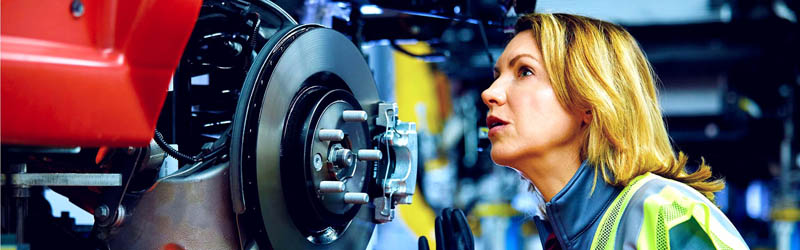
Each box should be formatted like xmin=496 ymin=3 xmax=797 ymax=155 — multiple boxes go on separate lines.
xmin=341 ymin=0 xmax=800 ymax=249
xmin=38 ymin=0 xmax=800 ymax=249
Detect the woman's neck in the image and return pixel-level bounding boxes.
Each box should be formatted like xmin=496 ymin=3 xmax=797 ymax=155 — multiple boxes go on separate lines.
xmin=516 ymin=147 xmax=582 ymax=202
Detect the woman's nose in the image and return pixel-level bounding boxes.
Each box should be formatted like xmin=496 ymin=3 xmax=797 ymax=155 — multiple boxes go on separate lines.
xmin=481 ymin=81 xmax=505 ymax=107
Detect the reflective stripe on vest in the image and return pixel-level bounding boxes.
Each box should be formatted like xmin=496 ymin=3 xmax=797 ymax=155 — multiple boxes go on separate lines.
xmin=590 ymin=173 xmax=748 ymax=250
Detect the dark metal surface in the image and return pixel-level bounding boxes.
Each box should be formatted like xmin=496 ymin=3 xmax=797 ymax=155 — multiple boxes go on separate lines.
xmin=278 ymin=87 xmax=372 ymax=244
xmin=231 ymin=24 xmax=380 ymax=249
xmin=230 ymin=24 xmax=304 ymax=218
xmin=306 ymin=92 xmax=369 ymax=214
xmin=108 ymin=162 xmax=238 ymax=250
xmin=167 ymin=0 xmax=296 ymax=160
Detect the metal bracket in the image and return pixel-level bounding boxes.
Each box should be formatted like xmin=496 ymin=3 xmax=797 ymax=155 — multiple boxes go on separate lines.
xmin=4 ymin=173 xmax=121 ymax=186
xmin=92 ymin=147 xmax=146 ymax=240
xmin=373 ymin=102 xmax=418 ymax=223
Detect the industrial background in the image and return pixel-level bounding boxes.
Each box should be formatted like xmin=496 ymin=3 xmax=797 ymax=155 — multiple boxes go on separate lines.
xmin=1 ymin=0 xmax=799 ymax=249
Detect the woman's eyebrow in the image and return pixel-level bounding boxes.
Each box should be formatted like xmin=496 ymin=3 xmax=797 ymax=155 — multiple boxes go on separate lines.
xmin=494 ymin=53 xmax=538 ymax=73
xmin=509 ymin=54 xmax=538 ymax=67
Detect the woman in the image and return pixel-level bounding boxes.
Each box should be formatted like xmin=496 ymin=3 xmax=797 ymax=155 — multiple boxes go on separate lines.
xmin=481 ymin=13 xmax=748 ymax=249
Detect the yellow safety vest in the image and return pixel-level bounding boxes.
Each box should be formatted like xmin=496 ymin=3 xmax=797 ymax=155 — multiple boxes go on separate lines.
xmin=590 ymin=173 xmax=749 ymax=250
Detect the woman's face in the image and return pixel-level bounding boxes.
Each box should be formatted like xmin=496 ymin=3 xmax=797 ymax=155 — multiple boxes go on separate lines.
xmin=482 ymin=30 xmax=586 ymax=168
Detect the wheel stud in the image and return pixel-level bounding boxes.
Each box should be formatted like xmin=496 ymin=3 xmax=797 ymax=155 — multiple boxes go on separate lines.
xmin=357 ymin=149 xmax=382 ymax=161
xmin=318 ymin=129 xmax=344 ymax=141
xmin=344 ymin=193 xmax=369 ymax=204
xmin=342 ymin=110 xmax=368 ymax=122
xmin=319 ymin=181 xmax=345 ymax=193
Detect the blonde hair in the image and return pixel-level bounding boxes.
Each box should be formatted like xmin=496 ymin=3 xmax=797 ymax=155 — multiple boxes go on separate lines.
xmin=515 ymin=13 xmax=724 ymax=201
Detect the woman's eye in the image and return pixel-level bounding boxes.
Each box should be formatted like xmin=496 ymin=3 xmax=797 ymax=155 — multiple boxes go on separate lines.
xmin=518 ymin=67 xmax=534 ymax=78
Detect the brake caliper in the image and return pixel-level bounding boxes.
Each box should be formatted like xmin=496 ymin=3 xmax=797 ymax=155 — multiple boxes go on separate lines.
xmin=373 ymin=103 xmax=418 ymax=223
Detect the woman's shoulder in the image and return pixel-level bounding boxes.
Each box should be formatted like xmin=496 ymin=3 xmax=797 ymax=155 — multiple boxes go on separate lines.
xmin=629 ymin=173 xmax=711 ymax=204
xmin=620 ymin=173 xmax=749 ymax=249
xmin=608 ymin=172 xmax=715 ymax=215
xmin=623 ymin=173 xmax=723 ymax=226
xmin=592 ymin=173 xmax=748 ymax=249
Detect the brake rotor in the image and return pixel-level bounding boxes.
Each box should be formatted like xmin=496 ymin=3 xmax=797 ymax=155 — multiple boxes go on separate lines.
xmin=230 ymin=24 xmax=380 ymax=249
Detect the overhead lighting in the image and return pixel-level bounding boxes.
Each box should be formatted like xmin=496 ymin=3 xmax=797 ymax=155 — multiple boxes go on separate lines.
xmin=360 ymin=5 xmax=383 ymax=15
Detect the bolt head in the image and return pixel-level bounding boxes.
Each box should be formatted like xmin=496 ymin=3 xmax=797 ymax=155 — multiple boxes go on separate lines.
xmin=95 ymin=205 xmax=110 ymax=219
xmin=71 ymin=0 xmax=85 ymax=18
xmin=313 ymin=154 xmax=323 ymax=171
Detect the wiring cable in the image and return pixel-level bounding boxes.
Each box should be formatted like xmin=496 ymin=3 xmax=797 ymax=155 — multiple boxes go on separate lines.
xmin=154 ymin=130 xmax=227 ymax=163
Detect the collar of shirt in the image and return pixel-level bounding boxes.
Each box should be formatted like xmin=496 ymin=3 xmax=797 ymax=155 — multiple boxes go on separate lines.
xmin=541 ymin=160 xmax=621 ymax=248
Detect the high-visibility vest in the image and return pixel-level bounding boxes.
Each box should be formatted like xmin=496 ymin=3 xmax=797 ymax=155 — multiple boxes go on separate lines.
xmin=590 ymin=173 xmax=749 ymax=250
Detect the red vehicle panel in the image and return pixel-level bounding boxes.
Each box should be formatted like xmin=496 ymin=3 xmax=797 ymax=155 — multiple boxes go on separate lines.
xmin=1 ymin=0 xmax=202 ymax=147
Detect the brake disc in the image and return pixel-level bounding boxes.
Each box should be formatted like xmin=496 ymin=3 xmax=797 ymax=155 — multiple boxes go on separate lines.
xmin=230 ymin=24 xmax=381 ymax=249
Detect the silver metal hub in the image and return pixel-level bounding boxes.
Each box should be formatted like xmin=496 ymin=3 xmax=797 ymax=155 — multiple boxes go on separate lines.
xmin=308 ymin=98 xmax=370 ymax=214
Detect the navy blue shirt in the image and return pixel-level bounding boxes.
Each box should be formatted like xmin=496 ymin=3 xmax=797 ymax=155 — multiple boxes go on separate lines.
xmin=533 ymin=161 xmax=621 ymax=249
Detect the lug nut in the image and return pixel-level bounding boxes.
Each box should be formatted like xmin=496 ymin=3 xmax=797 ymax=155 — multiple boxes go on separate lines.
xmin=342 ymin=110 xmax=368 ymax=122
xmin=357 ymin=149 xmax=382 ymax=161
xmin=318 ymin=129 xmax=344 ymax=141
xmin=344 ymin=193 xmax=370 ymax=204
xmin=319 ymin=181 xmax=346 ymax=193
xmin=334 ymin=149 xmax=356 ymax=169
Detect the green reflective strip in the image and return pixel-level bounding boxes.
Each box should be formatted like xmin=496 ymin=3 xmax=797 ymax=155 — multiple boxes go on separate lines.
xmin=591 ymin=173 xmax=657 ymax=250
xmin=636 ymin=186 xmax=744 ymax=250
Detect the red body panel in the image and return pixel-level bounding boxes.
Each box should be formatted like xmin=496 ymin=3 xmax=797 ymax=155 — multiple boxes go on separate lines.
xmin=1 ymin=0 xmax=202 ymax=147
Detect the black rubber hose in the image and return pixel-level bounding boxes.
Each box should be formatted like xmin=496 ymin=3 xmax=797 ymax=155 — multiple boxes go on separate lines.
xmin=154 ymin=130 xmax=198 ymax=162
xmin=199 ymin=143 xmax=227 ymax=162
xmin=154 ymin=130 xmax=227 ymax=163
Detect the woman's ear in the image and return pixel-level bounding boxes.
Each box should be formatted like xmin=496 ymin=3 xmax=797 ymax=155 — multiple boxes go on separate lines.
xmin=582 ymin=109 xmax=592 ymax=126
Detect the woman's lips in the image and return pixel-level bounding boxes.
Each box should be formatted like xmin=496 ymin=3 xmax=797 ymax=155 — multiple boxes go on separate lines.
xmin=486 ymin=115 xmax=508 ymax=137
xmin=488 ymin=123 xmax=506 ymax=137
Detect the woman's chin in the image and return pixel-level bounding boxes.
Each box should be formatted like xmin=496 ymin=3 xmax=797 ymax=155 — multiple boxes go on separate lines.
xmin=489 ymin=150 xmax=515 ymax=167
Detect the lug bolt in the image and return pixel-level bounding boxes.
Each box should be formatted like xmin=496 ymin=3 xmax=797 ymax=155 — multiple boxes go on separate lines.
xmin=319 ymin=181 xmax=346 ymax=193
xmin=357 ymin=149 xmax=382 ymax=161
xmin=318 ymin=129 xmax=344 ymax=141
xmin=344 ymin=193 xmax=369 ymax=204
xmin=342 ymin=110 xmax=368 ymax=122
